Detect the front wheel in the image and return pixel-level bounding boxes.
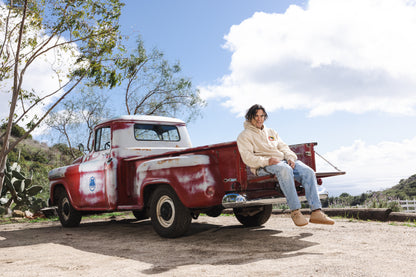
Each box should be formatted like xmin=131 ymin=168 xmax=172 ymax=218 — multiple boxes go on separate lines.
xmin=149 ymin=185 xmax=192 ymax=238
xmin=233 ymin=205 xmax=272 ymax=227
xmin=132 ymin=210 xmax=148 ymax=221
xmin=57 ymin=189 xmax=82 ymax=227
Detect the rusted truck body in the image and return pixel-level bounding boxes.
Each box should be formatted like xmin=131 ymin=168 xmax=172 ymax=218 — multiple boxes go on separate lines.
xmin=48 ymin=115 xmax=343 ymax=237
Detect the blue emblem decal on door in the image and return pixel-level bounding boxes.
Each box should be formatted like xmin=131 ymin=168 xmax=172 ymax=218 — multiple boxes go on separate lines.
xmin=89 ymin=176 xmax=96 ymax=192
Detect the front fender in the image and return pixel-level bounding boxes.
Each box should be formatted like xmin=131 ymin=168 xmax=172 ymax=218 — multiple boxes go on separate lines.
xmin=48 ymin=164 xmax=81 ymax=209
xmin=49 ymin=180 xmax=72 ymax=206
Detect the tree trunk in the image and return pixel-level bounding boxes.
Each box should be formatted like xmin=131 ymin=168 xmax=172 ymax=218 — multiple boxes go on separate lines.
xmin=0 ymin=0 xmax=28 ymax=194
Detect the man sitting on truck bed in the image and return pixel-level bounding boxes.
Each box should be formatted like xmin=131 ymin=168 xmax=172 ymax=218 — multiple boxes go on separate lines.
xmin=236 ymin=104 xmax=334 ymax=227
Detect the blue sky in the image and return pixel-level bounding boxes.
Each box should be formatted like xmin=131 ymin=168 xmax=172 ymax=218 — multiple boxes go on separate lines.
xmin=2 ymin=0 xmax=416 ymax=196
xmin=113 ymin=0 xmax=416 ymax=196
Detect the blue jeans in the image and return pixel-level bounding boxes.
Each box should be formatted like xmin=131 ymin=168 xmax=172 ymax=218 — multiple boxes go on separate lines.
xmin=257 ymin=160 xmax=322 ymax=211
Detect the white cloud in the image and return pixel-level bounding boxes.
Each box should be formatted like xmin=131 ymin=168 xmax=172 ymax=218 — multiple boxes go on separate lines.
xmin=200 ymin=0 xmax=416 ymax=116
xmin=316 ymin=137 xmax=416 ymax=196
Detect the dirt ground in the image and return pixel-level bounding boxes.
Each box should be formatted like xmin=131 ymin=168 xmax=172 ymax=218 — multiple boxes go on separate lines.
xmin=0 ymin=214 xmax=415 ymax=277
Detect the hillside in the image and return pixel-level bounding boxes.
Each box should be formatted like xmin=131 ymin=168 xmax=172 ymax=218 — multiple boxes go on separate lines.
xmin=382 ymin=174 xmax=416 ymax=199
xmin=1 ymin=135 xmax=80 ymax=202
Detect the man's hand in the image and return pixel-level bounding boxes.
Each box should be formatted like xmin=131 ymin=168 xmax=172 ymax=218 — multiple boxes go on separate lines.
xmin=269 ymin=158 xmax=295 ymax=169
xmin=268 ymin=157 xmax=280 ymax=165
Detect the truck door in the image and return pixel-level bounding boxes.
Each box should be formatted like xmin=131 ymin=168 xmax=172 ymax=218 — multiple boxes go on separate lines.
xmin=78 ymin=126 xmax=113 ymax=209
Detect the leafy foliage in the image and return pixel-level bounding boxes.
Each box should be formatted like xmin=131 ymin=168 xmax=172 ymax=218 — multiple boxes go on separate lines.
xmin=1 ymin=0 xmax=124 ymax=126
xmin=328 ymin=192 xmax=402 ymax=212
xmin=0 ymin=0 xmax=124 ymax=195
xmin=1 ymin=124 xmax=32 ymax=139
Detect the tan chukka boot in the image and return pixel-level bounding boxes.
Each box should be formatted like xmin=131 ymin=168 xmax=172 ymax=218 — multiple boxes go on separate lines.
xmin=291 ymin=209 xmax=308 ymax=227
xmin=310 ymin=210 xmax=335 ymax=225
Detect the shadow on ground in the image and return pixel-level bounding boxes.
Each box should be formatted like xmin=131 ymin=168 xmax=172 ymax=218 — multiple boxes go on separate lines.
xmin=0 ymin=217 xmax=318 ymax=274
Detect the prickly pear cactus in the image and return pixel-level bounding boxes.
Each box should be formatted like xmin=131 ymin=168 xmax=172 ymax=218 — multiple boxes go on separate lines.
xmin=1 ymin=160 xmax=45 ymax=214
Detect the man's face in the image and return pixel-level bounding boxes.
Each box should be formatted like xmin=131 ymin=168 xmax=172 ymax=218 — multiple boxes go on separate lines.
xmin=251 ymin=109 xmax=265 ymax=129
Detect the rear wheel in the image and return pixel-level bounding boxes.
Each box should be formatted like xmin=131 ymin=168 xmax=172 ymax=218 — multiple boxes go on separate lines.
xmin=233 ymin=205 xmax=272 ymax=227
xmin=56 ymin=189 xmax=82 ymax=227
xmin=150 ymin=185 xmax=191 ymax=238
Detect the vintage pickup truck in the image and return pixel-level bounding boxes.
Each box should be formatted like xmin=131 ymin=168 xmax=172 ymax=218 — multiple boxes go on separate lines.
xmin=48 ymin=115 xmax=344 ymax=237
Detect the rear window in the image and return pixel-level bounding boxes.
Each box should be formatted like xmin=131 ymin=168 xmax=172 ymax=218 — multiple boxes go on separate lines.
xmin=134 ymin=124 xmax=180 ymax=141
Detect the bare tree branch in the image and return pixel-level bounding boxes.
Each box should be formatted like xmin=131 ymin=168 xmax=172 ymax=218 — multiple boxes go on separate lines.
xmin=5 ymin=74 xmax=85 ymax=156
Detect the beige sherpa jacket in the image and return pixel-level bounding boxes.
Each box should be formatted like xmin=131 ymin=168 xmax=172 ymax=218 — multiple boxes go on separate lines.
xmin=237 ymin=121 xmax=297 ymax=174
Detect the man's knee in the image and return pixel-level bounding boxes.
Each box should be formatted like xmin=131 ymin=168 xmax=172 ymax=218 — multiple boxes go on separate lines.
xmin=272 ymin=163 xmax=293 ymax=179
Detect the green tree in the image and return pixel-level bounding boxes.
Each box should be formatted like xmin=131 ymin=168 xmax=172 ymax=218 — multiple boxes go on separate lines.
xmin=0 ymin=123 xmax=31 ymax=139
xmin=0 ymin=0 xmax=124 ymax=194
xmin=339 ymin=192 xmax=351 ymax=198
xmin=117 ymin=36 xmax=206 ymax=122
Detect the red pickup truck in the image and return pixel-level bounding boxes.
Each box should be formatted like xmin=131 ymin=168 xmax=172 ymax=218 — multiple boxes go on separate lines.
xmin=48 ymin=115 xmax=344 ymax=237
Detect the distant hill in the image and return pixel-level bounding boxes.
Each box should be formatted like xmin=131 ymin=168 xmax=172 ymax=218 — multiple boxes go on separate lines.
xmin=382 ymin=174 xmax=416 ymax=200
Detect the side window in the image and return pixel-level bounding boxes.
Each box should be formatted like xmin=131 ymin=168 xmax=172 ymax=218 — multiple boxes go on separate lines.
xmin=94 ymin=126 xmax=111 ymax=151
xmin=134 ymin=124 xmax=180 ymax=141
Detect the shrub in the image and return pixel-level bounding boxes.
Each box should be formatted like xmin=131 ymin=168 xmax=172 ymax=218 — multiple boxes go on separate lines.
xmin=0 ymin=123 xmax=32 ymax=139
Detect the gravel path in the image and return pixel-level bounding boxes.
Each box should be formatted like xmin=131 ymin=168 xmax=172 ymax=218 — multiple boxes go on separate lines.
xmin=1 ymin=214 xmax=415 ymax=276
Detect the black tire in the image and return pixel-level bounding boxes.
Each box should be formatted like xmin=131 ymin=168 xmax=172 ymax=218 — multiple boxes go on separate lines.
xmin=57 ymin=189 xmax=82 ymax=227
xmin=233 ymin=205 xmax=273 ymax=227
xmin=149 ymin=185 xmax=192 ymax=238
xmin=205 ymin=205 xmax=223 ymax=217
xmin=132 ymin=210 xmax=148 ymax=221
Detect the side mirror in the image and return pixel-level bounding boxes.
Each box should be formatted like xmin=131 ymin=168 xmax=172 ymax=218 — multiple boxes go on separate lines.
xmin=78 ymin=143 xmax=85 ymax=153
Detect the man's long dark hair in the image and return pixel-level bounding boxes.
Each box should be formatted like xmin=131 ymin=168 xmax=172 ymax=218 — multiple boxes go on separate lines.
xmin=245 ymin=104 xmax=268 ymax=121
